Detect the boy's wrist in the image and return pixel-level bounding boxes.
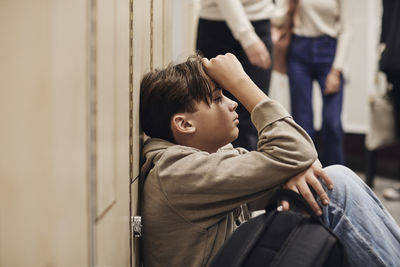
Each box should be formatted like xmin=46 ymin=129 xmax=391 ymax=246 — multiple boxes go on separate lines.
xmin=226 ymin=75 xmax=252 ymax=94
xmin=228 ymin=77 xmax=270 ymax=112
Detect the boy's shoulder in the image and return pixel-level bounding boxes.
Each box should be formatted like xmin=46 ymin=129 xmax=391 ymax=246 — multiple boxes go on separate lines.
xmin=141 ymin=138 xmax=246 ymax=177
xmin=141 ymin=138 xmax=203 ymax=168
xmin=142 ymin=138 xmax=242 ymax=157
xmin=142 ymin=137 xmax=200 ymax=158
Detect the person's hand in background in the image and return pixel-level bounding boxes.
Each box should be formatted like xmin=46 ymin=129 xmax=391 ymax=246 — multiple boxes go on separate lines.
xmin=244 ymin=40 xmax=271 ymax=70
xmin=324 ymin=68 xmax=342 ymax=95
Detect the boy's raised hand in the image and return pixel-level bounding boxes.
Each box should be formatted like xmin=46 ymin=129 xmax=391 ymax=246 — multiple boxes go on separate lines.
xmin=201 ymin=53 xmax=249 ymax=92
xmin=202 ymin=53 xmax=269 ymax=112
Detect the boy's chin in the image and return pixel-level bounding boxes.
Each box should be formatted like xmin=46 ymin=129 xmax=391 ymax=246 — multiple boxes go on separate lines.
xmin=232 ymin=131 xmax=239 ymax=142
xmin=216 ymin=132 xmax=239 ymax=149
xmin=219 ymin=137 xmax=237 ymax=149
xmin=228 ymin=134 xmax=239 ymax=145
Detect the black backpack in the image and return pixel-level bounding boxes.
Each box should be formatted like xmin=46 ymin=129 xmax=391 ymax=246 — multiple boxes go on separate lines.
xmin=210 ymin=189 xmax=350 ymax=267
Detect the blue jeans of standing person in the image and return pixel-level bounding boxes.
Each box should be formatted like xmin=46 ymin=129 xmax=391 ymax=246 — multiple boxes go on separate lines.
xmin=288 ymin=35 xmax=344 ymax=166
xmin=321 ymin=165 xmax=400 ymax=266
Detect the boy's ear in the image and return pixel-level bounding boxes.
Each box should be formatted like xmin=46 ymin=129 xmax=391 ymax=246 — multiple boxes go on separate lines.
xmin=171 ymin=114 xmax=196 ymax=134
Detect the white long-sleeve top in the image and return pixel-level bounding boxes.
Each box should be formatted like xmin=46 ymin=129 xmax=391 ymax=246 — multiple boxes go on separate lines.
xmin=199 ymin=0 xmax=277 ymax=48
xmin=292 ymin=0 xmax=354 ymax=71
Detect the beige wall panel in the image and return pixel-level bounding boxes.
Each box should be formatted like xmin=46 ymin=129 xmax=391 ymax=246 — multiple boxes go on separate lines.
xmin=132 ymin=0 xmax=151 ymax=213
xmin=132 ymin=0 xmax=151 ymax=265
xmin=183 ymin=0 xmax=200 ymax=57
xmin=162 ymin=0 xmax=173 ymax=65
xmin=95 ymin=0 xmax=131 ymax=266
xmin=96 ymin=0 xmax=117 ymax=218
xmin=153 ymin=0 xmax=164 ymax=68
xmin=0 ymin=1 xmax=88 ymax=266
xmin=153 ymin=0 xmax=173 ymax=67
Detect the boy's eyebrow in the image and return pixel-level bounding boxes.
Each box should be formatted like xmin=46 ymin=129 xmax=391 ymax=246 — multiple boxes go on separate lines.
xmin=213 ymin=85 xmax=223 ymax=92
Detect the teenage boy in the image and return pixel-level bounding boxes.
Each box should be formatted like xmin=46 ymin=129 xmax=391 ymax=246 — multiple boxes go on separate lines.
xmin=139 ymin=53 xmax=400 ymax=267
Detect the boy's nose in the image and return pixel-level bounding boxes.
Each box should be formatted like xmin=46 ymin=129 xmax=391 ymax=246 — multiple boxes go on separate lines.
xmin=229 ymin=99 xmax=238 ymax=111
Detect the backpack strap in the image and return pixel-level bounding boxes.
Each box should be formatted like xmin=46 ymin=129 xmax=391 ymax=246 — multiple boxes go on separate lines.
xmin=265 ymin=189 xmax=317 ymax=218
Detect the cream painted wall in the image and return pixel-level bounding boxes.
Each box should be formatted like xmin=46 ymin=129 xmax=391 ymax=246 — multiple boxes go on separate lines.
xmin=96 ymin=0 xmax=131 ymax=266
xmin=0 ymin=1 xmax=89 ymax=266
xmin=130 ymin=1 xmax=174 ymax=266
xmin=0 ymin=0 xmax=175 ymax=265
xmin=172 ymin=0 xmax=200 ymax=62
xmin=131 ymin=1 xmax=151 ymax=266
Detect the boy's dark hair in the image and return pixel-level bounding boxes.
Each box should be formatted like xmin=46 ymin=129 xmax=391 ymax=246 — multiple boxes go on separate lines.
xmin=139 ymin=54 xmax=214 ymax=142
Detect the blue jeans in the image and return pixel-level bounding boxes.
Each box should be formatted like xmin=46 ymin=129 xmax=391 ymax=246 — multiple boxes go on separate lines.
xmin=320 ymin=165 xmax=400 ymax=266
xmin=288 ymin=35 xmax=344 ymax=166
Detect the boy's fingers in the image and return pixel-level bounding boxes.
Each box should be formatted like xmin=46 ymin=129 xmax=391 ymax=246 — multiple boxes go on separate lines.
xmin=315 ymin=167 xmax=334 ymax=190
xmin=298 ymin=183 xmax=322 ymax=216
xmin=281 ymin=200 xmax=290 ymax=211
xmin=201 ymin=57 xmax=210 ymax=66
xmin=308 ymin=176 xmax=330 ymax=206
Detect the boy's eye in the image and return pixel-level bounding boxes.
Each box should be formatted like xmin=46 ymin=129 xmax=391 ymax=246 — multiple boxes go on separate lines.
xmin=212 ymin=86 xmax=224 ymax=103
xmin=213 ymin=96 xmax=223 ymax=103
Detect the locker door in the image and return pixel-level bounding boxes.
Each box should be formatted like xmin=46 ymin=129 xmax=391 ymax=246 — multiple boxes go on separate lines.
xmin=130 ymin=0 xmax=174 ymax=266
xmin=0 ymin=1 xmax=88 ymax=266
xmin=130 ymin=0 xmax=151 ymax=265
xmin=94 ymin=0 xmax=131 ymax=266
xmin=0 ymin=0 xmax=132 ymax=266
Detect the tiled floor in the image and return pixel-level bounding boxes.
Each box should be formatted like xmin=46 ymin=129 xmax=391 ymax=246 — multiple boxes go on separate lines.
xmin=357 ymin=172 xmax=400 ymax=224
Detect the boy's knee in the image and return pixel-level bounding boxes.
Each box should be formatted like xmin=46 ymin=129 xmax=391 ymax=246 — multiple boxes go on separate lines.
xmin=324 ymin=164 xmax=349 ymax=178
xmin=320 ymin=165 xmax=364 ymax=209
xmin=323 ymin=164 xmax=364 ymax=191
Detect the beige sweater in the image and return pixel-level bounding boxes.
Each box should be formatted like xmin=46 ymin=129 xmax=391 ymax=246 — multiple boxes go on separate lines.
xmin=140 ymin=100 xmax=317 ymax=267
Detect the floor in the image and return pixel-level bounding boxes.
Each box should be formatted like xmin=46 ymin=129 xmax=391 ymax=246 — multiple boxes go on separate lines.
xmin=357 ymin=172 xmax=400 ymax=224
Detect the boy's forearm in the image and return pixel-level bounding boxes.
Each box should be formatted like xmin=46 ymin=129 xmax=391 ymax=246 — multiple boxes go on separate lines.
xmin=228 ymin=75 xmax=270 ymax=113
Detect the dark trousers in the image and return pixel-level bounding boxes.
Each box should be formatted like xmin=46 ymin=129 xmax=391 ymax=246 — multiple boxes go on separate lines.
xmin=386 ymin=73 xmax=400 ymax=139
xmin=288 ymin=35 xmax=344 ymax=166
xmin=196 ymin=18 xmax=273 ymax=151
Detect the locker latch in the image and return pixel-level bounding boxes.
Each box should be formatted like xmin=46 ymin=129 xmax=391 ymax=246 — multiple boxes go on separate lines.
xmin=131 ymin=216 xmax=142 ymax=237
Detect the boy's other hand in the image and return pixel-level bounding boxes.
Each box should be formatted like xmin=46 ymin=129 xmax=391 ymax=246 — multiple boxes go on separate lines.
xmin=282 ymin=161 xmax=334 ymax=216
xmin=202 ymin=53 xmax=249 ymax=92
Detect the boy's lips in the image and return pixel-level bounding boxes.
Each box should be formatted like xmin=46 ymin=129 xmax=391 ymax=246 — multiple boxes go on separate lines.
xmin=234 ymin=115 xmax=239 ymax=124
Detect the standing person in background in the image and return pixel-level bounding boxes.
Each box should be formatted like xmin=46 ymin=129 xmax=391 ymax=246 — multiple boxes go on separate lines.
xmin=380 ymin=0 xmax=400 ymax=141
xmin=380 ymin=0 xmax=400 ymax=201
xmin=287 ymin=0 xmax=353 ymax=166
xmin=196 ymin=0 xmax=277 ymax=151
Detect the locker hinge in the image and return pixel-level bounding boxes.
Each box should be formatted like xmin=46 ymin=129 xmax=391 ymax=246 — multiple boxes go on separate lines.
xmin=131 ymin=216 xmax=142 ymax=237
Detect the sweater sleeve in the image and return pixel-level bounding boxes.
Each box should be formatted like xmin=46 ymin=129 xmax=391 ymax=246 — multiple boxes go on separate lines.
xmin=216 ymin=0 xmax=261 ymax=48
xmin=332 ymin=0 xmax=353 ymax=71
xmin=155 ymin=100 xmax=317 ymax=227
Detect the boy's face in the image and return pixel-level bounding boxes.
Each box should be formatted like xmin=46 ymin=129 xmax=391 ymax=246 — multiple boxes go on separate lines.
xmin=189 ymin=87 xmax=239 ymax=151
